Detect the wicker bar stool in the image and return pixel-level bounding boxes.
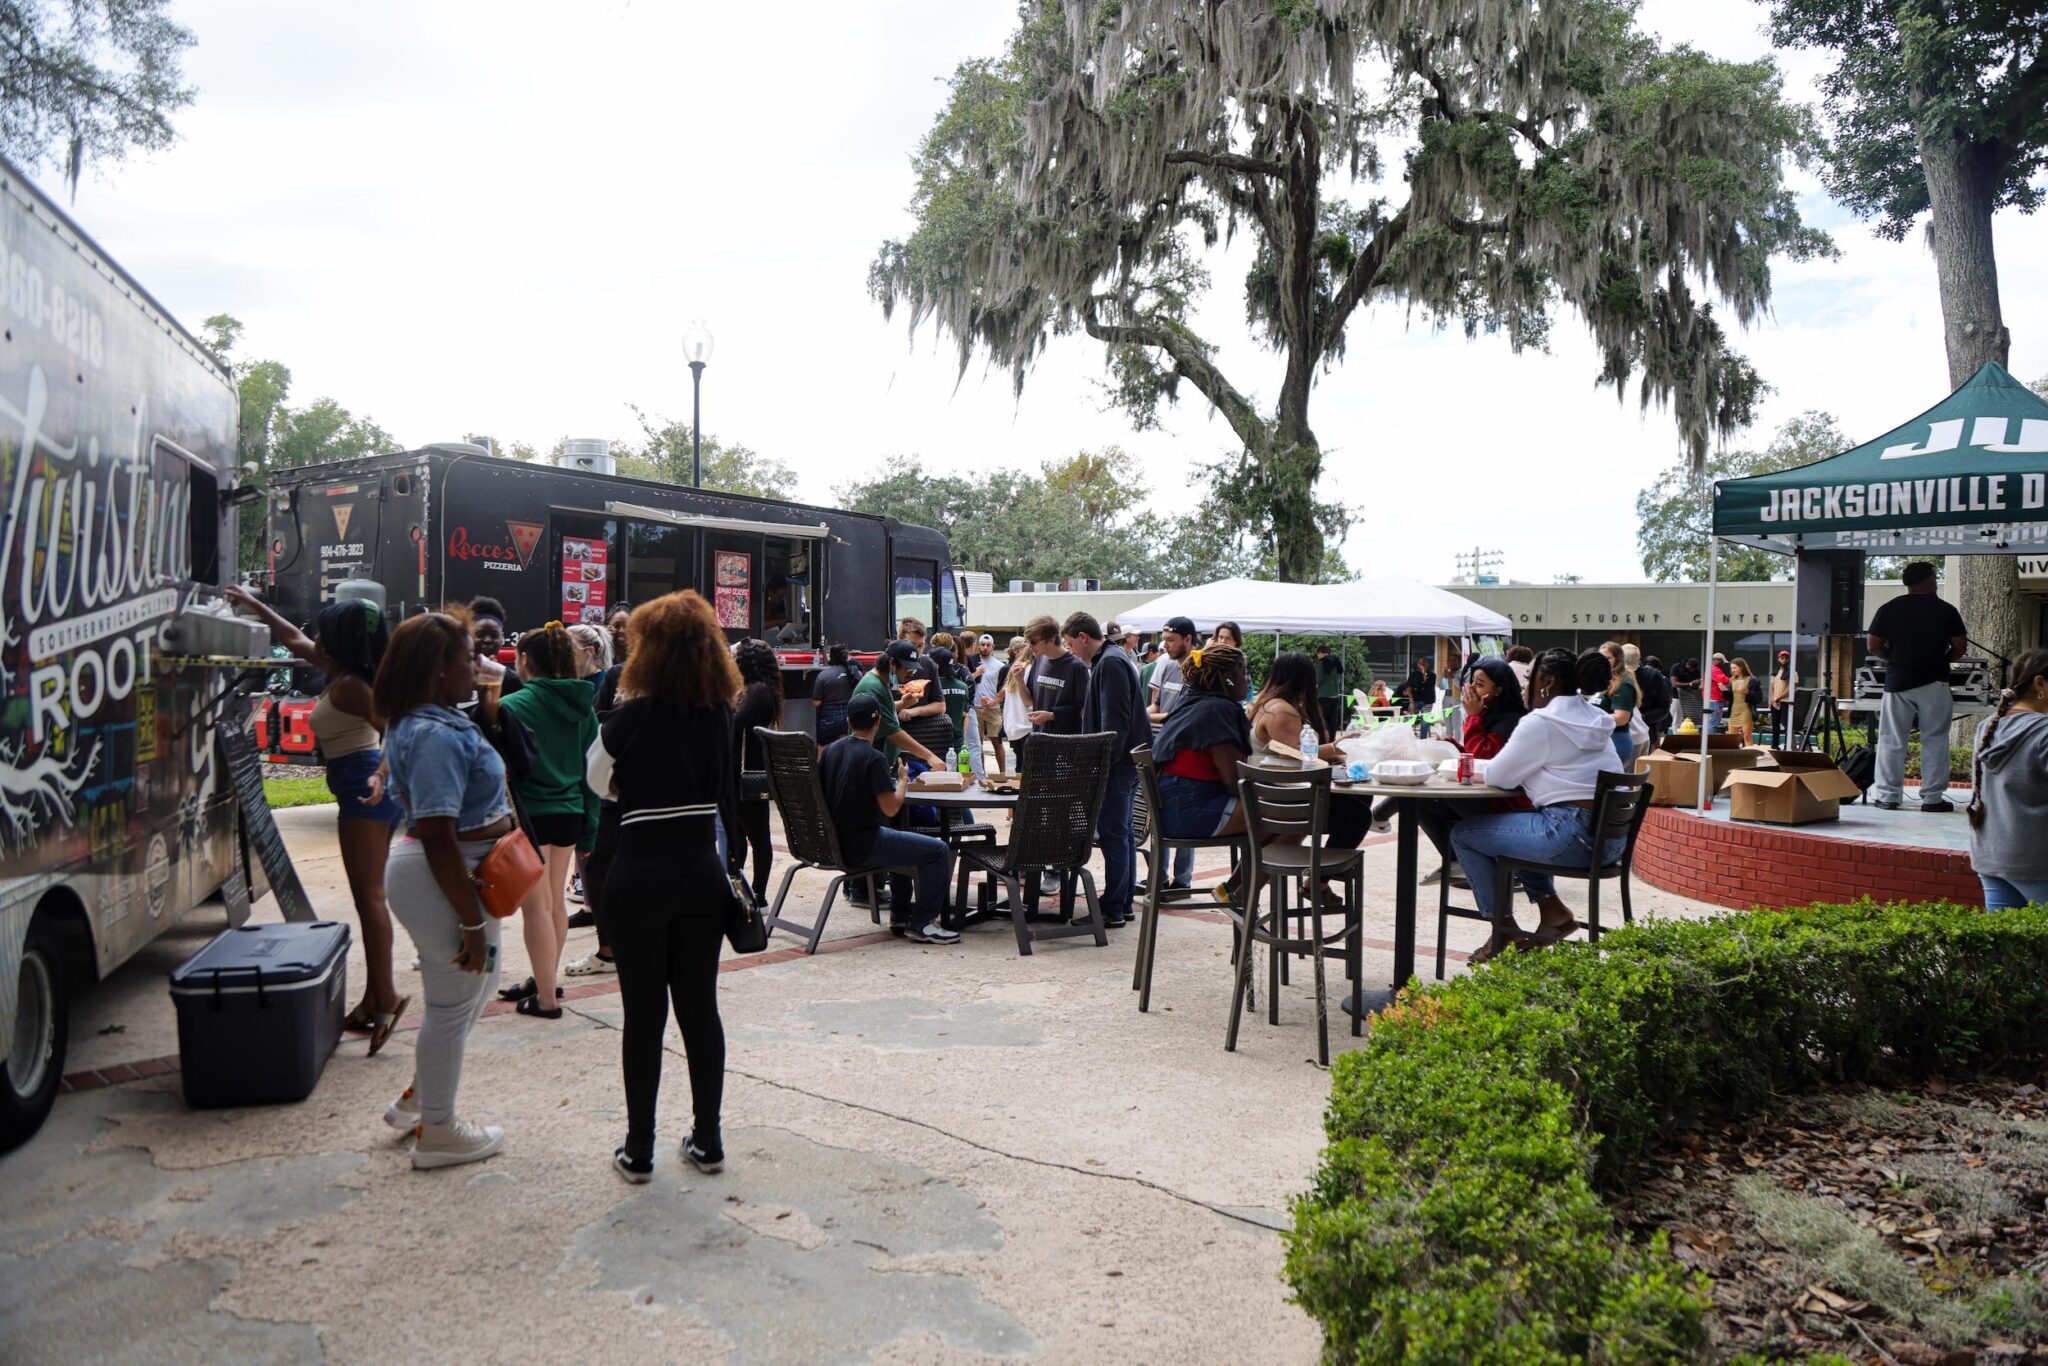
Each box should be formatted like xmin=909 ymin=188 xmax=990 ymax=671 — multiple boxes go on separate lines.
xmin=955 ymin=732 xmax=1116 ymax=955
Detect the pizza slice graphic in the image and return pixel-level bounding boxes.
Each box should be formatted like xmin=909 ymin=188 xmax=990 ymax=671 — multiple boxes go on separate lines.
xmin=506 ymin=520 xmax=545 ymax=568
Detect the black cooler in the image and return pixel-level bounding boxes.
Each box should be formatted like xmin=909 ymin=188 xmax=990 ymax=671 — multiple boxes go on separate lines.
xmin=169 ymin=921 xmax=352 ymax=1108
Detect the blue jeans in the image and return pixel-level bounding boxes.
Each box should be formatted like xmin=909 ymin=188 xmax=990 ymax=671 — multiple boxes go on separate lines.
xmin=1170 ymin=846 xmax=1195 ymax=889
xmin=1098 ymin=766 xmax=1136 ymax=921
xmin=1611 ymin=730 xmax=1634 ymax=766
xmin=1980 ymin=875 xmax=2048 ymax=912
xmin=1705 ymin=700 xmax=1723 ymax=734
xmin=1450 ymin=805 xmax=1625 ymax=922
xmin=866 ymin=827 xmax=952 ymax=927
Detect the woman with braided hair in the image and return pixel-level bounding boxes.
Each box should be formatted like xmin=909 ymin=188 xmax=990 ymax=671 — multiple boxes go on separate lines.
xmin=496 ymin=621 xmax=601 ymax=1017
xmin=1968 ymin=649 xmax=2048 ymax=911
xmin=224 ymin=586 xmax=409 ymax=1051
xmin=1153 ymin=643 xmax=1254 ymax=842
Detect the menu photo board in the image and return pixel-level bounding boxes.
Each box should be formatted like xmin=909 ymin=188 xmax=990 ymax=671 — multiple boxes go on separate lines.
xmin=561 ymin=536 xmax=609 ymax=625
xmin=714 ymin=550 xmax=751 ymax=629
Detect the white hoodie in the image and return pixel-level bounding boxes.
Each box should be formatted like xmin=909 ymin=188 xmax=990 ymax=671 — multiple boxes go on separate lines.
xmin=1485 ymin=693 xmax=1625 ymax=808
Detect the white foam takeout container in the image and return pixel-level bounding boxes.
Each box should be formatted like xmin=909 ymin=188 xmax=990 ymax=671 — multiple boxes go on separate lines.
xmin=1371 ymin=759 xmax=1435 ymax=786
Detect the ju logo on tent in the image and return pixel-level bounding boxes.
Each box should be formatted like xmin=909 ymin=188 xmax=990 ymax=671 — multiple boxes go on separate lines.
xmin=1881 ymin=417 xmax=2048 ymax=460
xmin=505 ymin=520 xmax=544 ymax=567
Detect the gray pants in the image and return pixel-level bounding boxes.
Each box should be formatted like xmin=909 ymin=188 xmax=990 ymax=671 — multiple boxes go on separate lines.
xmin=386 ymin=837 xmax=503 ymax=1126
xmin=1873 ymin=681 xmax=1953 ymax=805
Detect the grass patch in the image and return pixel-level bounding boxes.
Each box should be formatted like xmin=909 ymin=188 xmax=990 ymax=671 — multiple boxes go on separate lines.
xmin=1285 ymin=901 xmax=2048 ymax=1363
xmin=262 ymin=775 xmax=333 ymax=809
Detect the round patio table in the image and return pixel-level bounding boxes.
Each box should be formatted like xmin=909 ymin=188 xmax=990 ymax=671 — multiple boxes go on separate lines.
xmin=1328 ymin=774 xmax=1513 ymax=1002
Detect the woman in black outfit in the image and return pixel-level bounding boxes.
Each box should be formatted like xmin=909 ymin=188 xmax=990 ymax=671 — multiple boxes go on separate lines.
xmin=811 ymin=643 xmax=857 ymax=748
xmin=732 ymin=638 xmax=782 ymax=900
xmin=586 ymin=591 xmax=743 ymax=1182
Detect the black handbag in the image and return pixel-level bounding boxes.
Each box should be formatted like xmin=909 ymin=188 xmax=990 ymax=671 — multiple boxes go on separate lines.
xmin=723 ymin=869 xmax=768 ymax=953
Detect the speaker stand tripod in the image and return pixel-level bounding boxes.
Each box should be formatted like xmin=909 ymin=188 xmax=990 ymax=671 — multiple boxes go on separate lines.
xmin=1794 ymin=639 xmax=1849 ymax=759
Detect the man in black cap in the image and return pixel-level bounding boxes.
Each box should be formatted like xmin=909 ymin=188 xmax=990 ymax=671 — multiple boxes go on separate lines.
xmin=819 ymin=693 xmax=958 ymax=944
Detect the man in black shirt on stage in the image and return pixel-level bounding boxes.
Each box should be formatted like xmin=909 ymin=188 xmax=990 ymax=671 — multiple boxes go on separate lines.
xmin=1865 ymin=561 xmax=1968 ymax=812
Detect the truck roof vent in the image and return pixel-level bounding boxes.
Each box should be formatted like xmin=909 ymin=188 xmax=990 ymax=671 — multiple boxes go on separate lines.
xmin=558 ymin=438 xmax=614 ymax=477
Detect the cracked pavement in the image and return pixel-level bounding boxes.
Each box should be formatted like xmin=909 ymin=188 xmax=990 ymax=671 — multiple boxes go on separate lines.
xmin=2 ymin=803 xmax=1721 ymax=1361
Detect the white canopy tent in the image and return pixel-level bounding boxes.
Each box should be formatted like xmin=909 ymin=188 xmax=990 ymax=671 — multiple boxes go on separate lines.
xmin=1116 ymin=576 xmax=1512 ymax=637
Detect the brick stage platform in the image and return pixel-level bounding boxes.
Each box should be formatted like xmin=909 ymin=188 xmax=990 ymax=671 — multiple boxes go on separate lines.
xmin=1633 ymin=799 xmax=1985 ymax=911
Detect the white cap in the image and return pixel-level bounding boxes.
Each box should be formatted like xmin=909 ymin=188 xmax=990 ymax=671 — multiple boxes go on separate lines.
xmin=978 ymin=633 xmax=994 ymax=644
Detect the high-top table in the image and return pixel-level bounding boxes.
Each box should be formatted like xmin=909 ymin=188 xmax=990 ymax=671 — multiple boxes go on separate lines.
xmin=1329 ymin=774 xmax=1514 ymax=1000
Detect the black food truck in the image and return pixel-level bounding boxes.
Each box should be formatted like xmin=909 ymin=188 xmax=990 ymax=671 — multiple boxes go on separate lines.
xmin=256 ymin=446 xmax=966 ymax=760
xmin=2 ymin=158 xmax=254 ymax=1148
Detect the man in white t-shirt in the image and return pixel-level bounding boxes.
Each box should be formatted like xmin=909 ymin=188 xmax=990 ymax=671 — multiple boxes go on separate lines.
xmin=969 ymin=633 xmax=1004 ymax=774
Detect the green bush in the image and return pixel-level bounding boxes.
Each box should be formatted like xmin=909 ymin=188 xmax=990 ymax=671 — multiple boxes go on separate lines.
xmin=1285 ymin=902 xmax=2048 ymax=1364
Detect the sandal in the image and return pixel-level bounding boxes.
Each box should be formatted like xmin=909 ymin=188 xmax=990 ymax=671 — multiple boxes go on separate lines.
xmin=343 ymin=1001 xmax=376 ymax=1033
xmin=1523 ymin=921 xmax=1583 ymax=950
xmin=498 ymin=976 xmax=537 ymax=1003
xmin=367 ymin=994 xmax=410 ymax=1056
xmin=1468 ymin=931 xmax=1533 ymax=966
xmin=515 ymin=994 xmax=563 ymax=1020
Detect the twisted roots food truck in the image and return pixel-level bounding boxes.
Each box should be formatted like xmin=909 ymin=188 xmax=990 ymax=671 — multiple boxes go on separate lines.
xmin=2 ymin=160 xmax=254 ymax=1147
xmin=256 ymin=447 xmax=966 ymax=760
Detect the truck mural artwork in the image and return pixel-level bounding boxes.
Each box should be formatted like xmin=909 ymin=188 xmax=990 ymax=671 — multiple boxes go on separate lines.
xmin=257 ymin=446 xmax=967 ymax=759
xmin=0 ymin=158 xmax=252 ymax=1149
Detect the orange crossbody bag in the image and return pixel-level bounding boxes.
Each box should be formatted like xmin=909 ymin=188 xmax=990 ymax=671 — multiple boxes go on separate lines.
xmin=470 ymin=828 xmax=544 ymax=918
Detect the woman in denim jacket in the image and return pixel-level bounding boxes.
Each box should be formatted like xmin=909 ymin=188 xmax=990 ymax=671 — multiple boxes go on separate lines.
xmin=374 ymin=612 xmax=516 ymax=1170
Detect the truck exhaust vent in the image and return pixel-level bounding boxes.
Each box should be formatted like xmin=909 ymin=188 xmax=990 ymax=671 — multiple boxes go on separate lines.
xmin=558 ymin=438 xmax=614 ymax=476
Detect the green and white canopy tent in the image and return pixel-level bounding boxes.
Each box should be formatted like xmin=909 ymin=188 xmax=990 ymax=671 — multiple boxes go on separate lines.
xmin=1673 ymin=364 xmax=2048 ymax=808
xmin=1713 ymin=363 xmax=2048 ymax=557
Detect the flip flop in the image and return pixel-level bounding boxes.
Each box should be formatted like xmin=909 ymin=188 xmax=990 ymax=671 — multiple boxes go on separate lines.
xmin=515 ymin=995 xmax=563 ymax=1020
xmin=497 ymin=976 xmax=538 ymax=1003
xmin=342 ymin=1002 xmax=376 ymax=1033
xmin=367 ymin=995 xmax=409 ymax=1056
xmin=1522 ymin=922 xmax=1584 ymax=950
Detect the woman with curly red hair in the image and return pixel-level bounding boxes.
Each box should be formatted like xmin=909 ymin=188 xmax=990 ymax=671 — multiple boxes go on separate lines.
xmin=585 ymin=592 xmax=744 ymax=1182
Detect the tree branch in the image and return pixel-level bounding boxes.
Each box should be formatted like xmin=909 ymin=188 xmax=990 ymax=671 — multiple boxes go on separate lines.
xmin=1083 ymin=305 xmax=1265 ymax=449
xmin=1472 ymin=110 xmax=1551 ymax=152
xmin=1317 ymin=206 xmax=1411 ymax=357
xmin=1164 ymin=148 xmax=1285 ymax=178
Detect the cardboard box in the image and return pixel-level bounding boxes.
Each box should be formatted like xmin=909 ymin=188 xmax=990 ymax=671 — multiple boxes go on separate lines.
xmin=909 ymin=770 xmax=966 ymax=792
xmin=1717 ymin=750 xmax=1863 ymax=824
xmin=1635 ymin=734 xmax=1766 ymax=806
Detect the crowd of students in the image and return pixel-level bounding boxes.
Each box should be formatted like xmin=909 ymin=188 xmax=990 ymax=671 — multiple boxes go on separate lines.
xmin=225 ymin=572 xmax=2048 ymax=1177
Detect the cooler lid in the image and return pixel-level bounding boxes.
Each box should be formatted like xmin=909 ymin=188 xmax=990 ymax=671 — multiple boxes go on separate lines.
xmin=169 ymin=922 xmax=351 ymax=990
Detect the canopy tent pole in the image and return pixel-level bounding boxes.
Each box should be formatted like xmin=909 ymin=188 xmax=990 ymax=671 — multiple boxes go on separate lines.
xmin=1699 ymin=536 xmax=1719 ymax=812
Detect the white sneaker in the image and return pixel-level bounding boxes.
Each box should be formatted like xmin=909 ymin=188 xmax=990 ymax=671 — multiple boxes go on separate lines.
xmin=411 ymin=1116 xmax=505 ymax=1170
xmin=565 ymin=952 xmax=616 ymax=977
xmin=383 ymin=1085 xmax=421 ymax=1131
xmin=1370 ymin=817 xmax=1392 ymax=834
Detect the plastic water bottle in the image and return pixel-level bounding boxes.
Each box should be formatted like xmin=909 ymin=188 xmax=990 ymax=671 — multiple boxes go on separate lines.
xmin=1299 ymin=722 xmax=1319 ymax=769
xmin=945 ymin=747 xmax=958 ymax=775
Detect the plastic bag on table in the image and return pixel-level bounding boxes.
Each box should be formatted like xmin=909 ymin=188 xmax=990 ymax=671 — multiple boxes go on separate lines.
xmin=1340 ymin=727 xmax=1420 ymax=768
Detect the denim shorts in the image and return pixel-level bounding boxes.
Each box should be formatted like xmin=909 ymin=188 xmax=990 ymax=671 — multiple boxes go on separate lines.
xmin=326 ymin=748 xmax=404 ymax=828
xmin=1157 ymin=773 xmax=1236 ymax=839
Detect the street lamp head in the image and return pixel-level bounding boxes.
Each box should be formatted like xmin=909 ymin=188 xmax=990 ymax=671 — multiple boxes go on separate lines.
xmin=682 ymin=318 xmax=714 ymax=367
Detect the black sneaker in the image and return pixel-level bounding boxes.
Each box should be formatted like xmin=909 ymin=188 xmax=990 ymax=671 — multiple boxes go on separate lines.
xmin=614 ymin=1145 xmax=653 ymax=1185
xmin=566 ymin=909 xmax=597 ymax=929
xmin=905 ymin=920 xmax=961 ymax=945
xmin=1871 ymin=797 xmax=1902 ymax=810
xmin=1921 ymin=798 xmax=1955 ymax=813
xmin=1102 ymin=912 xmax=1128 ymax=928
xmin=682 ymin=1133 xmax=723 ymax=1173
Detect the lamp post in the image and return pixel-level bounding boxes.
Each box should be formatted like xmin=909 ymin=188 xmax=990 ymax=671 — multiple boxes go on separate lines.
xmin=682 ymin=318 xmax=714 ymax=487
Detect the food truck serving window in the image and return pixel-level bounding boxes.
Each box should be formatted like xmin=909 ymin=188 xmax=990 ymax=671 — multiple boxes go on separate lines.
xmin=763 ymin=537 xmax=813 ymax=646
xmin=626 ymin=521 xmax=687 ymax=604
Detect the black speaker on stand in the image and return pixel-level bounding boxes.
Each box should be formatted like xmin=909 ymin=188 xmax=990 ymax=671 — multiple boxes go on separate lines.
xmin=1793 ymin=549 xmax=1864 ymax=756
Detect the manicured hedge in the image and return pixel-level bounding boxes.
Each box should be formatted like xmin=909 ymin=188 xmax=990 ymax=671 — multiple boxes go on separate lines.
xmin=1285 ymin=901 xmax=2048 ymax=1364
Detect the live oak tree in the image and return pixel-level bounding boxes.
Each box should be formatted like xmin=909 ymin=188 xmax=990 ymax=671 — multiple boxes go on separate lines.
xmin=872 ymin=0 xmax=1828 ymax=581
xmin=0 ymin=0 xmax=195 ymax=195
xmin=1771 ymin=0 xmax=2046 ymax=676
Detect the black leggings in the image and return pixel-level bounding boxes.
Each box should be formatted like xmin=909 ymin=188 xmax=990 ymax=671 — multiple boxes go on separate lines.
xmin=603 ymin=830 xmax=727 ymax=1157
xmin=736 ymin=798 xmax=773 ymax=899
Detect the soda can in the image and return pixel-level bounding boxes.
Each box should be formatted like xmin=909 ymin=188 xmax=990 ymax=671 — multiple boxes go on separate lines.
xmin=1457 ymin=752 xmax=1474 ymax=786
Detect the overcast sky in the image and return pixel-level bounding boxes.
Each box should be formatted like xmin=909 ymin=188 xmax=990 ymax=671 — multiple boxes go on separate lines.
xmin=68 ymin=0 xmax=2048 ymax=585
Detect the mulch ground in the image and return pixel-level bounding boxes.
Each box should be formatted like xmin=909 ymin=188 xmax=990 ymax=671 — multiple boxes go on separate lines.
xmin=1613 ymin=1071 xmax=2048 ymax=1364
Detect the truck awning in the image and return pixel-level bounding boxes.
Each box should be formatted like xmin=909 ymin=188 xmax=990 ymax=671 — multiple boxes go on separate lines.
xmin=603 ymin=502 xmax=832 ymax=540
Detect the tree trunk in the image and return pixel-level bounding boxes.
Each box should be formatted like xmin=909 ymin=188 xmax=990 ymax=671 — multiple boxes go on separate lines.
xmin=1921 ymin=129 xmax=2019 ymax=691
xmin=1271 ymin=375 xmax=1325 ymax=582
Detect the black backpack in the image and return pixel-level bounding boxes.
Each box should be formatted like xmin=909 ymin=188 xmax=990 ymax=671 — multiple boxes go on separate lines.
xmin=1838 ymin=744 xmax=1877 ymax=800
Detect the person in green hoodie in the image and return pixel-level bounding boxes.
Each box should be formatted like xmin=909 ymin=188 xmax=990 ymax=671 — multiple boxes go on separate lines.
xmin=496 ymin=621 xmax=600 ymax=1019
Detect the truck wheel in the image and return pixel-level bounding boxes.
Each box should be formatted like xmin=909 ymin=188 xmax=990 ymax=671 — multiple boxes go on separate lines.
xmin=0 ymin=917 xmax=68 ymax=1152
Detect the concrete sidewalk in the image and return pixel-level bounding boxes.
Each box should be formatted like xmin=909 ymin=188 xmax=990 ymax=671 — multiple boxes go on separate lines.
xmin=2 ymin=803 xmax=1724 ymax=1363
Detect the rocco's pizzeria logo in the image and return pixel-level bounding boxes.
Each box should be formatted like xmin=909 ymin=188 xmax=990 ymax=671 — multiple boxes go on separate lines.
xmin=447 ymin=520 xmax=545 ymax=570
